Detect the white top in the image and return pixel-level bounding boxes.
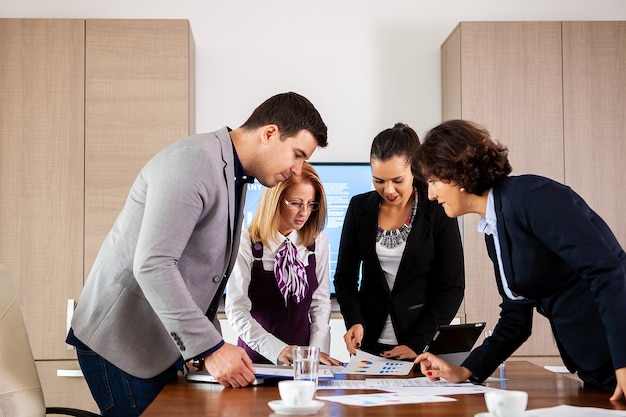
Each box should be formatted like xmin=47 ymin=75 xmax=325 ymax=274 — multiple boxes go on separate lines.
xmin=225 ymin=229 xmax=332 ymax=364
xmin=375 ymin=241 xmax=405 ymax=345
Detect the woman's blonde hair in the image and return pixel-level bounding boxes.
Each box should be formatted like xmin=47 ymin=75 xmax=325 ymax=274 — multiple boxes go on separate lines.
xmin=248 ymin=162 xmax=327 ymax=247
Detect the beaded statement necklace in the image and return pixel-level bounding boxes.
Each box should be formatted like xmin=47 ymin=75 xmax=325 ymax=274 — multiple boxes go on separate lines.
xmin=376 ymin=189 xmax=418 ymax=249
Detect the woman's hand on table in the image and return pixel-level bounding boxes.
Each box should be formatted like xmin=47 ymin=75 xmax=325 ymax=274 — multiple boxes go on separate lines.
xmin=278 ymin=346 xmax=343 ymax=367
xmin=610 ymin=367 xmax=626 ymax=402
xmin=414 ymin=351 xmax=472 ymax=383
xmin=381 ymin=345 xmax=417 ymax=361
xmin=277 ymin=345 xmax=296 ymax=365
xmin=320 ymin=351 xmax=343 ymax=366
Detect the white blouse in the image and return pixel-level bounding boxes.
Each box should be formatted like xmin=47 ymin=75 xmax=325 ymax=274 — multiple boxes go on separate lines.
xmin=375 ymin=241 xmax=405 ymax=345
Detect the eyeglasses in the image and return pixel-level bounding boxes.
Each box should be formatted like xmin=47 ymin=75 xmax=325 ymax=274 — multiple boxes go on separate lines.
xmin=283 ymin=200 xmax=320 ymax=212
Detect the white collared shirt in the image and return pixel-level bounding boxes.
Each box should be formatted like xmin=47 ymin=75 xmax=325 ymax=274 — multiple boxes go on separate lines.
xmin=477 ymin=189 xmax=526 ymax=301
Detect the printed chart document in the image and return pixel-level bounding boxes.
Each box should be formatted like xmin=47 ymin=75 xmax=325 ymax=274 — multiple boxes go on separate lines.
xmin=334 ymin=350 xmax=413 ymax=376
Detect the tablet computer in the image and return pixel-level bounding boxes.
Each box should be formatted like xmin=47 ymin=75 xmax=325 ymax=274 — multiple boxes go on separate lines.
xmin=422 ymin=322 xmax=486 ymax=366
xmin=185 ymin=364 xmax=298 ymax=385
xmin=185 ymin=370 xmax=266 ymax=385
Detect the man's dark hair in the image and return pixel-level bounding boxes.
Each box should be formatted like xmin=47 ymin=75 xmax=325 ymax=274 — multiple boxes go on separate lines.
xmin=241 ymin=92 xmax=328 ymax=147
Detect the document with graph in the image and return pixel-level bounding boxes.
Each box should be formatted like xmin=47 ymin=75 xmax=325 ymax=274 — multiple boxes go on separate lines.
xmin=335 ymin=350 xmax=413 ymax=375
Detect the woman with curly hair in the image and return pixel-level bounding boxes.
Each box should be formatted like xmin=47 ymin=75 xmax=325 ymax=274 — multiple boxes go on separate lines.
xmin=414 ymin=119 xmax=626 ymax=402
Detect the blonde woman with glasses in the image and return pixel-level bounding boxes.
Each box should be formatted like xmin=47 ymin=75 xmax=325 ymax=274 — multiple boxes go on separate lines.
xmin=226 ymin=162 xmax=342 ymax=366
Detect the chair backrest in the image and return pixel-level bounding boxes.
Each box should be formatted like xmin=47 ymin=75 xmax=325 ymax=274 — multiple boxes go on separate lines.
xmin=0 ymin=263 xmax=46 ymax=417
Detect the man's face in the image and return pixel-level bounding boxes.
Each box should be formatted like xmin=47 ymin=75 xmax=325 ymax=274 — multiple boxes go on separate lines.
xmin=253 ymin=129 xmax=318 ymax=187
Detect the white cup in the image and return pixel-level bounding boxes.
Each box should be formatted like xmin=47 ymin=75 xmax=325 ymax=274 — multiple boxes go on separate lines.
xmin=292 ymin=346 xmax=320 ymax=386
xmin=278 ymin=380 xmax=316 ymax=407
xmin=484 ymin=390 xmax=528 ymax=417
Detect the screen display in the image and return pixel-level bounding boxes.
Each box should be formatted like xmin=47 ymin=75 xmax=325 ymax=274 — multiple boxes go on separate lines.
xmin=242 ymin=162 xmax=373 ymax=294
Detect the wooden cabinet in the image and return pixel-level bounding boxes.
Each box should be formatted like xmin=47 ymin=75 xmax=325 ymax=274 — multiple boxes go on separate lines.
xmin=0 ymin=18 xmax=195 ymax=411
xmin=0 ymin=18 xmax=86 ymax=362
xmin=441 ymin=21 xmax=626 ymax=362
xmin=85 ymin=19 xmax=196 ymax=271
xmin=37 ymin=361 xmax=98 ymax=412
xmin=561 ymin=21 xmax=626 ymax=247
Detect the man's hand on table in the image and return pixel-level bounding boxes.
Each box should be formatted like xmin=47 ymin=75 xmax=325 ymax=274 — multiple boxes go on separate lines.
xmin=203 ymin=343 xmax=256 ymax=388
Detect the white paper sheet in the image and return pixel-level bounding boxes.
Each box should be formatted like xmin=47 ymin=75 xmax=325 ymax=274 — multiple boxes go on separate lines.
xmin=525 ymin=405 xmax=626 ymax=416
xmin=317 ymin=379 xmax=369 ymax=389
xmin=317 ymin=375 xmax=497 ymax=395
xmin=543 ymin=365 xmax=570 ymax=374
xmin=365 ymin=376 xmax=497 ymax=395
xmin=316 ymin=392 xmax=456 ymax=406
xmin=252 ymin=364 xmax=334 ymax=378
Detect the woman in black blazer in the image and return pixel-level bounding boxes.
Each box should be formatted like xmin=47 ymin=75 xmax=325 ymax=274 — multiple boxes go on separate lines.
xmin=334 ymin=123 xmax=465 ymax=360
xmin=414 ymin=119 xmax=626 ymax=402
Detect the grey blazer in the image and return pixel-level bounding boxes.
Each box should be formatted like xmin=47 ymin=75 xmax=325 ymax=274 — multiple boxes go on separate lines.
xmin=71 ymin=127 xmax=246 ymax=378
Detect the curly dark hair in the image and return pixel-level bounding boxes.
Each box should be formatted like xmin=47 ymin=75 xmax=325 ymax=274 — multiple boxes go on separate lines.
xmin=370 ymin=122 xmax=427 ymax=191
xmin=417 ymin=120 xmax=512 ymax=195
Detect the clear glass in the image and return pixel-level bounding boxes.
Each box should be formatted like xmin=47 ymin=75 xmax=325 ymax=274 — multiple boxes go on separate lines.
xmin=484 ymin=329 xmax=506 ymax=387
xmin=292 ymin=346 xmax=320 ymax=387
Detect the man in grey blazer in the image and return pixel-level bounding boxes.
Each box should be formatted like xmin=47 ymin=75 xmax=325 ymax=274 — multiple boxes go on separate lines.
xmin=66 ymin=92 xmax=328 ymax=416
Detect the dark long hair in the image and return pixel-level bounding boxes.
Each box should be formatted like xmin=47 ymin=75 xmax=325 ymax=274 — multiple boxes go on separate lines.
xmin=370 ymin=122 xmax=427 ymax=191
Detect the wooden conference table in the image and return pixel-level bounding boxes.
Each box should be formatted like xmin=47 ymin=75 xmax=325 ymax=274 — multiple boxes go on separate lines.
xmin=143 ymin=361 xmax=626 ymax=416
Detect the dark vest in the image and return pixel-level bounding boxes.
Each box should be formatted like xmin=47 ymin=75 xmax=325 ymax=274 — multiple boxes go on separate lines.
xmin=238 ymin=240 xmax=318 ymax=363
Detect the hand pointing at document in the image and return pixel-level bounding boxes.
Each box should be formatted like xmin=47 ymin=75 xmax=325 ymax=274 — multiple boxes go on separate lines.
xmin=414 ymin=352 xmax=473 ymax=383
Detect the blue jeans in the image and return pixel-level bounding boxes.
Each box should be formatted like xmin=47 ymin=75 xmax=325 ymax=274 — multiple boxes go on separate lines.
xmin=74 ymin=339 xmax=178 ymax=416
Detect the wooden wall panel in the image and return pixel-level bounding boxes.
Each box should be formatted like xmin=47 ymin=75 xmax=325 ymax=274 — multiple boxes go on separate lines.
xmin=562 ymin=21 xmax=626 ymax=246
xmin=1 ymin=18 xmax=196 ymax=408
xmin=0 ymin=18 xmax=85 ymax=360
xmin=84 ymin=19 xmax=196 ymax=273
xmin=458 ymin=22 xmax=564 ymax=179
xmin=37 ymin=361 xmax=98 ymax=412
xmin=441 ymin=25 xmax=462 ymax=121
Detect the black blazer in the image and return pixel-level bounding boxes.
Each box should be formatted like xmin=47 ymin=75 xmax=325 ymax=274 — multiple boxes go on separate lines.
xmin=334 ymin=189 xmax=465 ymax=354
xmin=463 ymin=175 xmax=626 ymax=390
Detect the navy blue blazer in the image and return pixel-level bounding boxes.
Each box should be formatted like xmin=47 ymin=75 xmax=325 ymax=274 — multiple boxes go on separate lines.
xmin=334 ymin=189 xmax=465 ymax=354
xmin=463 ymin=175 xmax=626 ymax=389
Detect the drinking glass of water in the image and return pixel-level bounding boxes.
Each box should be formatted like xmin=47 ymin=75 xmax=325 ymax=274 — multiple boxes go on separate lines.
xmin=292 ymin=346 xmax=320 ymax=387
xmin=484 ymin=330 xmax=506 ymax=375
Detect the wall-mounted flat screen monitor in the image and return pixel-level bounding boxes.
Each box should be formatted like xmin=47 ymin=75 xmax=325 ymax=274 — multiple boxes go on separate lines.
xmin=242 ymin=162 xmax=373 ymax=295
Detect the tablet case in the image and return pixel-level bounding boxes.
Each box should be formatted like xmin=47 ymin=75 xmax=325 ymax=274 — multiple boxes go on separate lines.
xmin=422 ymin=322 xmax=486 ymax=366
